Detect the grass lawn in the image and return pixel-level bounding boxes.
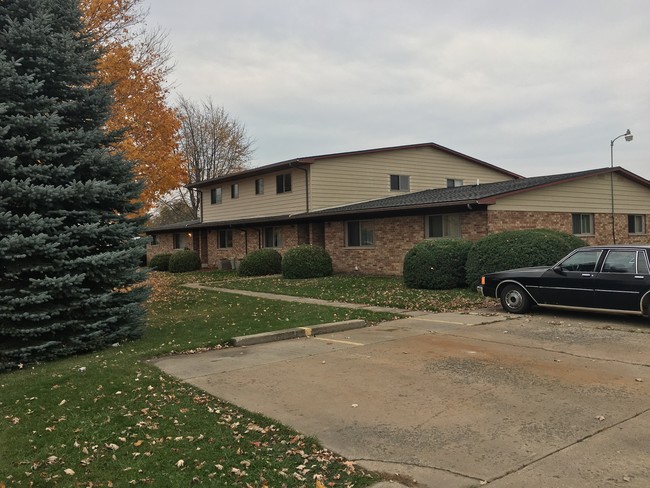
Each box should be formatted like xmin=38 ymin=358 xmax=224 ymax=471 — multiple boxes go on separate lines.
xmin=194 ymin=273 xmax=492 ymax=312
xmin=0 ymin=272 xmax=399 ymax=487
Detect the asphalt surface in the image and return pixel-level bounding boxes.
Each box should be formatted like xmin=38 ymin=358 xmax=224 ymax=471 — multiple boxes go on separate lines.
xmin=152 ymin=307 xmax=650 ymax=487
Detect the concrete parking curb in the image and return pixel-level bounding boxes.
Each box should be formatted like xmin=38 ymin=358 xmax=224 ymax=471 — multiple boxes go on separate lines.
xmin=231 ymin=319 xmax=367 ymax=346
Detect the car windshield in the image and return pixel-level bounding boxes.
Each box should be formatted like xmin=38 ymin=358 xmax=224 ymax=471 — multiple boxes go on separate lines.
xmin=558 ymin=250 xmax=601 ymax=272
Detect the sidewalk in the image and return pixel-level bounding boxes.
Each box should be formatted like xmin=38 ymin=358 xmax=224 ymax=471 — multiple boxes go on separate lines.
xmin=183 ymin=282 xmax=430 ymax=317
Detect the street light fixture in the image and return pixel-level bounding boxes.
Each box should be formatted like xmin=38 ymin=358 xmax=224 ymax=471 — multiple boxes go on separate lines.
xmin=609 ymin=129 xmax=633 ymax=243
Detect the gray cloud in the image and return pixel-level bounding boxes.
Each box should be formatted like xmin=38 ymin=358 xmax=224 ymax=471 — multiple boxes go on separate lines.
xmin=147 ymin=0 xmax=650 ymax=178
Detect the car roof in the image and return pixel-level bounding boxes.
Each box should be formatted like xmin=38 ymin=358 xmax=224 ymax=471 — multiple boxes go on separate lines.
xmin=576 ymin=245 xmax=650 ymax=251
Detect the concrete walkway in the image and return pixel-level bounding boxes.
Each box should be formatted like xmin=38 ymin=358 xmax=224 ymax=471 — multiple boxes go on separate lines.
xmin=184 ymin=282 xmax=430 ymax=316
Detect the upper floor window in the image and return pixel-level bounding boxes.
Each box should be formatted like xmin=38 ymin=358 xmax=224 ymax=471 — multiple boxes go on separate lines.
xmin=218 ymin=229 xmax=233 ymax=249
xmin=346 ymin=220 xmax=374 ymax=247
xmin=150 ymin=234 xmax=159 ymax=245
xmin=231 ymin=183 xmax=239 ymax=199
xmin=255 ymin=178 xmax=264 ymax=195
xmin=572 ymin=213 xmax=594 ymax=235
xmin=390 ymin=174 xmax=410 ymax=191
xmin=276 ymin=174 xmax=292 ymax=194
xmin=447 ymin=178 xmax=463 ymax=188
xmin=628 ymin=214 xmax=646 ymax=235
xmin=210 ymin=187 xmax=222 ymax=205
xmin=426 ymin=214 xmax=461 ymax=238
xmin=262 ymin=227 xmax=282 ymax=248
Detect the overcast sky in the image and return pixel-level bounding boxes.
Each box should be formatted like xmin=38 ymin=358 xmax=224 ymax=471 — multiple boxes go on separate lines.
xmin=145 ymin=0 xmax=649 ymax=179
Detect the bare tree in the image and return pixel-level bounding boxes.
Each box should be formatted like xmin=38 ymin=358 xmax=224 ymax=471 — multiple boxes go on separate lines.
xmin=177 ymin=96 xmax=254 ymax=217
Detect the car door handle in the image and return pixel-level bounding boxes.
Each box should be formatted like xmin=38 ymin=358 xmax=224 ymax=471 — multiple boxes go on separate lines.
xmin=581 ymin=273 xmax=593 ymax=277
xmin=634 ymin=275 xmax=645 ymax=279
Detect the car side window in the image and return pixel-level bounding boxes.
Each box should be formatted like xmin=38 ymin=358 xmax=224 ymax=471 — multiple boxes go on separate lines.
xmin=560 ymin=250 xmax=601 ymax=272
xmin=602 ymin=251 xmax=637 ymax=274
xmin=638 ymin=251 xmax=650 ymax=274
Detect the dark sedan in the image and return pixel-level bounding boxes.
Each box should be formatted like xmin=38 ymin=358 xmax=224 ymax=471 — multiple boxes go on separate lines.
xmin=477 ymin=245 xmax=650 ymax=317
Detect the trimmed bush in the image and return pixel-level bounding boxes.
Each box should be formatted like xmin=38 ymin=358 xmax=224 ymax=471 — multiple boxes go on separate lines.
xmin=465 ymin=229 xmax=586 ymax=288
xmin=282 ymin=245 xmax=333 ymax=279
xmin=403 ymin=239 xmax=473 ymax=290
xmin=168 ymin=250 xmax=202 ymax=273
xmin=149 ymin=253 xmax=171 ymax=271
xmin=238 ymin=249 xmax=282 ymax=277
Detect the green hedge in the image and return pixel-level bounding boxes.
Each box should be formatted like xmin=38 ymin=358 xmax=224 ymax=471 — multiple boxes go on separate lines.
xmin=238 ymin=249 xmax=282 ymax=277
xmin=465 ymin=229 xmax=586 ymax=288
xmin=149 ymin=253 xmax=171 ymax=271
xmin=403 ymin=239 xmax=473 ymax=289
xmin=168 ymin=250 xmax=202 ymax=273
xmin=282 ymin=245 xmax=333 ymax=279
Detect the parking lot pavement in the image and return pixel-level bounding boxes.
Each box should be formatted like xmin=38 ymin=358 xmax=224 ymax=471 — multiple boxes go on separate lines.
xmin=152 ymin=311 xmax=650 ymax=487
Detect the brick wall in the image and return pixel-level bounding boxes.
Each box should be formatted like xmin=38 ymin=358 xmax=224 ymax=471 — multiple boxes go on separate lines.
xmin=325 ymin=212 xmax=489 ymax=275
xmin=147 ymin=210 xmax=649 ymax=274
xmin=487 ymin=210 xmax=649 ymax=245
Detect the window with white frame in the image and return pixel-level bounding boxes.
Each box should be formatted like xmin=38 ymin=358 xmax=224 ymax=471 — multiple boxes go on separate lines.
xmin=210 ymin=187 xmax=222 ymax=204
xmin=628 ymin=214 xmax=646 ymax=235
xmin=390 ymin=174 xmax=410 ymax=191
xmin=426 ymin=214 xmax=461 ymax=238
xmin=218 ymin=229 xmax=233 ymax=249
xmin=346 ymin=221 xmax=375 ymax=247
xmin=446 ymin=178 xmax=463 ymax=188
xmin=572 ymin=213 xmax=594 ymax=235
xmin=231 ymin=183 xmax=239 ymax=199
xmin=255 ymin=178 xmax=264 ymax=195
xmin=262 ymin=227 xmax=282 ymax=248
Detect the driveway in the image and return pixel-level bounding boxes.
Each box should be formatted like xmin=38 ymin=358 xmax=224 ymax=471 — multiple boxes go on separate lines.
xmin=152 ymin=310 xmax=650 ymax=487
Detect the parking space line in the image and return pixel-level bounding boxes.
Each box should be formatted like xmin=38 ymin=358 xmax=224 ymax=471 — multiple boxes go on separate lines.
xmin=313 ymin=337 xmax=365 ymax=346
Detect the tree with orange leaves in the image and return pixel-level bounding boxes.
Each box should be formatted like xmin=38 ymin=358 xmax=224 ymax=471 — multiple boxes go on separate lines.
xmin=80 ymin=0 xmax=184 ymax=212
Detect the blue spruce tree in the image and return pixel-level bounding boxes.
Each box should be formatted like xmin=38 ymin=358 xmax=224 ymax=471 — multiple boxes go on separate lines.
xmin=0 ymin=0 xmax=148 ymax=371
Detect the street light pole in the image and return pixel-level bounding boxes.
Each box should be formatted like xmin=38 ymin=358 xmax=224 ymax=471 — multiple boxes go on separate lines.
xmin=609 ymin=129 xmax=633 ymax=244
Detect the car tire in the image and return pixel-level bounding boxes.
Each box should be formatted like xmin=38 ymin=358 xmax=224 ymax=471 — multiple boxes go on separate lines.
xmin=499 ymin=284 xmax=532 ymax=314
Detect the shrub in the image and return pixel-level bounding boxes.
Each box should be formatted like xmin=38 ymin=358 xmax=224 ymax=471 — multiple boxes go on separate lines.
xmin=149 ymin=253 xmax=171 ymax=271
xmin=465 ymin=229 xmax=586 ymax=288
xmin=238 ymin=249 xmax=282 ymax=277
xmin=168 ymin=250 xmax=202 ymax=273
xmin=403 ymin=239 xmax=473 ymax=290
xmin=282 ymin=245 xmax=333 ymax=279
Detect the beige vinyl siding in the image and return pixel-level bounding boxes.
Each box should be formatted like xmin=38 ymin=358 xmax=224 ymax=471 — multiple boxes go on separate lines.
xmin=491 ymin=174 xmax=650 ymax=213
xmin=309 ymin=146 xmax=514 ymax=210
xmin=201 ymin=169 xmax=307 ymax=223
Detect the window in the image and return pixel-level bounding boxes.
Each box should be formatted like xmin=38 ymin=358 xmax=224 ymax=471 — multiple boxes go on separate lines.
xmin=572 ymin=213 xmax=594 ymax=235
xmin=255 ymin=178 xmax=264 ymax=195
xmin=426 ymin=214 xmax=461 ymax=238
xmin=150 ymin=234 xmax=158 ymax=245
xmin=602 ymin=250 xmax=638 ymax=274
xmin=276 ymin=174 xmax=292 ymax=193
xmin=390 ymin=175 xmax=410 ymax=191
xmin=346 ymin=221 xmax=374 ymax=247
xmin=628 ymin=214 xmax=646 ymax=235
xmin=173 ymin=233 xmax=186 ymax=250
xmin=218 ymin=229 xmax=233 ymax=249
xmin=559 ymin=250 xmax=601 ymax=272
xmin=231 ymin=183 xmax=239 ymax=199
xmin=262 ymin=227 xmax=282 ymax=248
xmin=210 ymin=187 xmax=222 ymax=204
xmin=447 ymin=179 xmax=463 ymax=188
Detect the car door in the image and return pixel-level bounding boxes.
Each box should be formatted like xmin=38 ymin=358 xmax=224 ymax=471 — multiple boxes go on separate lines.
xmin=593 ymin=250 xmax=650 ymax=313
xmin=533 ymin=249 xmax=602 ymax=308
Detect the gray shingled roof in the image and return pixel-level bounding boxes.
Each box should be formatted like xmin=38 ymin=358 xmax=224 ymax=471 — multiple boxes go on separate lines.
xmin=308 ymin=168 xmax=616 ymax=215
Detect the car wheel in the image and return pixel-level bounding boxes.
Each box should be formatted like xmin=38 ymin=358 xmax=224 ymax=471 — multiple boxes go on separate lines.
xmin=499 ymin=284 xmax=532 ymax=314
